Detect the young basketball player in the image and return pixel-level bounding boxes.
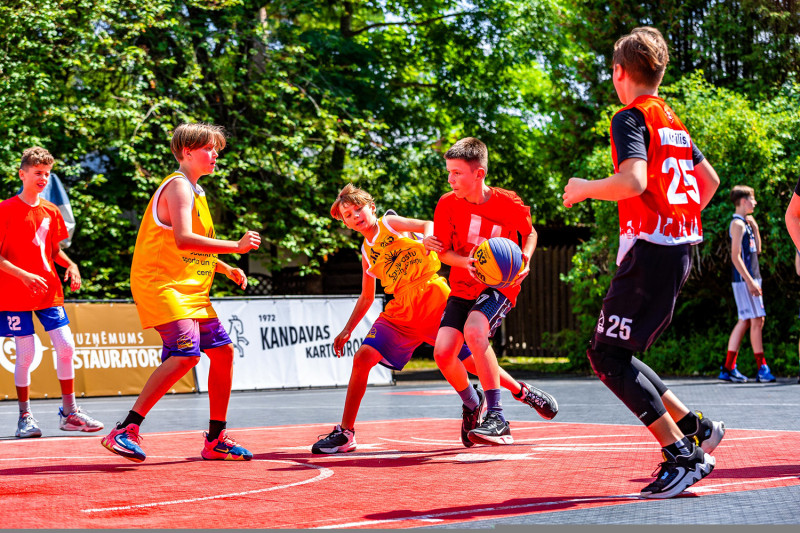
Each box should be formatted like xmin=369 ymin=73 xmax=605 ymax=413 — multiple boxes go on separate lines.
xmin=101 ymin=123 xmax=260 ymax=462
xmin=424 ymin=137 xmax=545 ymax=446
xmin=0 ymin=147 xmax=103 ymax=438
xmin=720 ymin=185 xmax=774 ymax=383
xmin=562 ymin=27 xmax=725 ymax=498
xmin=312 ymin=184 xmax=558 ymax=454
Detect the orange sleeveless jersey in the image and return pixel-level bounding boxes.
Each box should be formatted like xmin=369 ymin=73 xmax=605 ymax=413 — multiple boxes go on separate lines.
xmin=129 ymin=172 xmax=219 ymax=328
xmin=0 ymin=196 xmax=69 ymax=311
xmin=611 ymin=95 xmax=703 ymax=264
xmin=362 ymin=215 xmax=449 ymax=328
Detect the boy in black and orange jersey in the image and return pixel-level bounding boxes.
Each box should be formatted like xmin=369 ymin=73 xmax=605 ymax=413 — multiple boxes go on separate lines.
xmin=563 ymin=27 xmax=725 ymax=498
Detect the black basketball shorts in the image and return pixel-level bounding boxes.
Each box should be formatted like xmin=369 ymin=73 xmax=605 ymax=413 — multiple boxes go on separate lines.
xmin=591 ymin=240 xmax=692 ymax=353
xmin=440 ymin=289 xmax=512 ymax=337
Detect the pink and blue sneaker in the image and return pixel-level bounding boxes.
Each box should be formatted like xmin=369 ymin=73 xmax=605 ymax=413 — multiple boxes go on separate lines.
xmin=201 ymin=430 xmax=253 ymax=461
xmin=101 ymin=423 xmax=146 ymax=463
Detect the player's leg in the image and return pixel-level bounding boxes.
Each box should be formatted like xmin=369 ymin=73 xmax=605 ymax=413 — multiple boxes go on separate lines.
xmin=722 ymin=318 xmax=748 ymax=381
xmin=5 ymin=311 xmax=42 ymax=438
xmin=750 ymin=315 xmax=774 ymax=382
xmin=199 ymin=318 xmax=251 ymax=461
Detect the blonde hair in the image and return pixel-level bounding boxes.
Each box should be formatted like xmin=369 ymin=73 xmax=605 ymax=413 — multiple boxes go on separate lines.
xmin=330 ymin=183 xmax=374 ymax=220
xmin=444 ymin=137 xmax=488 ymax=173
xmin=20 ymin=147 xmax=54 ymax=170
xmin=730 ymin=185 xmax=755 ymax=206
xmin=170 ymin=122 xmax=227 ymax=161
xmin=613 ymin=26 xmax=669 ymax=87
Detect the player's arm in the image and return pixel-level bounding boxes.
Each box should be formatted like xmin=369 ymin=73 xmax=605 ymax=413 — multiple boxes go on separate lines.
xmin=333 ymin=255 xmax=376 ymax=357
xmin=385 ymin=215 xmax=433 ymax=237
xmin=53 ymin=248 xmax=81 ymax=292
xmin=785 ymin=193 xmax=800 ymax=255
xmin=513 ymin=226 xmax=538 ymax=285
xmin=693 ymin=159 xmax=720 ymax=210
xmin=0 ymin=253 xmax=49 ymax=292
xmin=746 ymin=214 xmax=762 ymax=253
xmin=162 ymin=179 xmax=260 ymax=254
xmin=795 ymin=249 xmax=800 ymax=277
xmin=730 ymin=219 xmax=761 ymax=296
xmin=215 ymin=259 xmax=247 ymax=289
xmin=562 ymin=158 xmax=648 ymax=207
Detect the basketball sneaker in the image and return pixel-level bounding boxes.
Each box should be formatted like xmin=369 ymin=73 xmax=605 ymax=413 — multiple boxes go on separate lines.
xmin=514 ymin=381 xmax=558 ymax=420
xmin=640 ymin=446 xmax=715 ymax=499
xmin=16 ymin=412 xmax=42 ymax=438
xmin=460 ymin=385 xmax=486 ymax=448
xmin=312 ymin=425 xmax=357 ymax=454
xmin=718 ymin=366 xmax=748 ymax=383
xmin=468 ymin=411 xmax=513 ymax=445
xmin=59 ymin=407 xmax=104 ymax=432
xmin=685 ymin=411 xmax=725 ymax=454
xmin=201 ymin=430 xmax=253 ymax=460
xmin=756 ymin=364 xmax=776 ymax=383
xmin=101 ymin=423 xmax=146 ymax=463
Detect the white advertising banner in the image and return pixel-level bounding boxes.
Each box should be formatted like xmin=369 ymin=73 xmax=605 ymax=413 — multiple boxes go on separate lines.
xmin=194 ymin=296 xmax=392 ymax=391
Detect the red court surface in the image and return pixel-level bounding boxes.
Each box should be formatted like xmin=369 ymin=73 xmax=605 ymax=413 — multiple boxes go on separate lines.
xmin=2 ymin=419 xmax=798 ymax=528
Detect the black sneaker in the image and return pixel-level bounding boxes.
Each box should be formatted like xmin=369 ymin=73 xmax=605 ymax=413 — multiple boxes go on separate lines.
xmin=311 ymin=425 xmax=356 ymax=454
xmin=514 ymin=381 xmax=558 ymax=420
xmin=468 ymin=411 xmax=513 ymax=445
xmin=640 ymin=446 xmax=716 ymax=499
xmin=686 ymin=411 xmax=725 ymax=454
xmin=461 ymin=385 xmax=486 ymax=448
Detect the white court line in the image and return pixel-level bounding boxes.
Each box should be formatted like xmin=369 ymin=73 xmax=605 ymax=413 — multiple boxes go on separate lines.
xmin=691 ymin=474 xmax=800 ymax=493
xmin=80 ymin=459 xmax=333 ymax=513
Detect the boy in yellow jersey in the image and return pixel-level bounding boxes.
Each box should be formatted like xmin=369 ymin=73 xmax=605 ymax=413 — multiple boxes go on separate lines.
xmin=101 ymin=123 xmax=261 ymax=463
xmin=311 ymin=184 xmax=558 ymax=454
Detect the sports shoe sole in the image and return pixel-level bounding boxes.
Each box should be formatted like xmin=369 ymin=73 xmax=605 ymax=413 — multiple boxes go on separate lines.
xmin=15 ymin=430 xmax=42 ymax=438
xmin=101 ymin=437 xmax=146 ymax=463
xmin=60 ymin=423 xmax=104 ymax=432
xmin=699 ymin=420 xmax=725 ymax=454
xmin=201 ymin=451 xmax=253 ymax=461
xmin=467 ymin=432 xmax=514 ymax=446
xmin=311 ymin=443 xmax=357 ymax=455
xmin=640 ymin=453 xmax=716 ymax=499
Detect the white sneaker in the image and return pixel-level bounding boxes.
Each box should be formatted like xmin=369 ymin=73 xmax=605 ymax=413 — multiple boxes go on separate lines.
xmin=59 ymin=407 xmax=104 ymax=432
xmin=16 ymin=412 xmax=42 ymax=438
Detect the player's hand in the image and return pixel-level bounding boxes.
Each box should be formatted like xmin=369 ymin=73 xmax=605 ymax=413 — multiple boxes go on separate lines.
xmin=63 ymin=263 xmax=81 ymax=292
xmin=333 ymin=330 xmax=351 ymax=358
xmin=21 ymin=272 xmax=48 ymax=294
xmin=512 ymin=255 xmax=531 ymax=286
xmin=237 ymin=231 xmax=261 ymax=253
xmin=562 ymin=178 xmax=588 ymax=208
xmin=465 ymin=245 xmax=479 ymax=281
xmin=422 ymin=235 xmax=443 ymax=254
xmin=226 ymin=267 xmax=248 ymax=289
xmin=745 ymin=215 xmax=758 ymax=228
xmin=747 ymin=279 xmax=762 ymax=297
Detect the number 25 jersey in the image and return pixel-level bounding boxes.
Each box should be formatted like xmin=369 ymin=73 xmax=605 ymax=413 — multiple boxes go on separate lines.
xmin=611 ymin=95 xmax=703 ymax=265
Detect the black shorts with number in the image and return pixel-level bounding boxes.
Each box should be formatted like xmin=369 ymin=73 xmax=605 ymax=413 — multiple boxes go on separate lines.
xmin=440 ymin=289 xmax=512 ymax=337
xmin=591 ymin=240 xmax=692 ymax=353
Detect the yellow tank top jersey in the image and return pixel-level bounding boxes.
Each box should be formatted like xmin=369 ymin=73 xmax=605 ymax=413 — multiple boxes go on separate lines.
xmin=362 ymin=215 xmax=449 ymax=329
xmin=130 ymin=172 xmax=219 ymax=328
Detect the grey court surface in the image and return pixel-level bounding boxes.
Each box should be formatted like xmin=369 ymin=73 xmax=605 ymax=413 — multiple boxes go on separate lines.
xmin=1 ymin=374 xmax=798 ymax=527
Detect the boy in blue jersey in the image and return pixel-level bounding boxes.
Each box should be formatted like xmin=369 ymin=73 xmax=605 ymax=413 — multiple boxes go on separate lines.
xmin=720 ymin=185 xmax=774 ymax=383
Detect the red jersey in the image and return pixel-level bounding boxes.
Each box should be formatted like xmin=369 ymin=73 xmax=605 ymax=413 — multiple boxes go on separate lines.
xmin=611 ymin=95 xmax=703 ymax=264
xmin=434 ymin=188 xmax=532 ymax=305
xmin=0 ymin=196 xmax=69 ymax=311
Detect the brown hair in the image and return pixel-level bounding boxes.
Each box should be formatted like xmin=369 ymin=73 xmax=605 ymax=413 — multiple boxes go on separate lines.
xmin=170 ymin=123 xmax=227 ymax=161
xmin=444 ymin=137 xmax=488 ymax=173
xmin=730 ymin=185 xmax=755 ymax=206
xmin=330 ymin=183 xmax=374 ymax=220
xmin=612 ymin=26 xmax=669 ymax=87
xmin=20 ymin=147 xmax=55 ymax=170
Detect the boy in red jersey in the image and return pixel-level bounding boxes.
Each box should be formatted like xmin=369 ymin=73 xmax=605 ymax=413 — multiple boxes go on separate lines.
xmin=563 ymin=27 xmax=725 ymax=498
xmin=101 ymin=123 xmax=261 ymax=462
xmin=311 ymin=184 xmax=558 ymax=454
xmin=0 ymin=147 xmax=103 ymax=438
xmin=425 ymin=137 xmax=553 ymax=446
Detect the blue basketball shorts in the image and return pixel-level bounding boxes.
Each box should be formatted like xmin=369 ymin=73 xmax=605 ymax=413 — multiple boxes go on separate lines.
xmin=153 ymin=317 xmax=232 ymax=361
xmin=1 ymin=307 xmax=70 ymax=337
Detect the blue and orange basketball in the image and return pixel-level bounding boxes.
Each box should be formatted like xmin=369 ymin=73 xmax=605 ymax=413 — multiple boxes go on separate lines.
xmin=471 ymin=237 xmax=524 ymax=289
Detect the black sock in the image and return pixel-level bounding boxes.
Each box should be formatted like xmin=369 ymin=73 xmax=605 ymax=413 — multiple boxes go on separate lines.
xmin=118 ymin=410 xmax=145 ymax=429
xmin=677 ymin=411 xmax=699 ymax=436
xmin=208 ymin=419 xmax=227 ymax=441
xmin=663 ymin=437 xmax=693 ymax=458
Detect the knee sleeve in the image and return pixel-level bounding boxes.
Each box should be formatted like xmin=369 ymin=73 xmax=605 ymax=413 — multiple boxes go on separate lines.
xmin=630 ymin=356 xmax=669 ymax=397
xmin=587 ymin=342 xmax=666 ymax=427
xmin=14 ymin=335 xmax=36 ymax=387
xmin=49 ymin=326 xmax=75 ymax=381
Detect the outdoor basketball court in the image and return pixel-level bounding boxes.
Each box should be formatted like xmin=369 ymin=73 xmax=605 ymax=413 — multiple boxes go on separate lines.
xmin=1 ymin=376 xmax=798 ymax=527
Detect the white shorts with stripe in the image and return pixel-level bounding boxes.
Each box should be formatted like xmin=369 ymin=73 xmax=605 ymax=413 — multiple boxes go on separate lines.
xmin=732 ymin=280 xmax=765 ymax=320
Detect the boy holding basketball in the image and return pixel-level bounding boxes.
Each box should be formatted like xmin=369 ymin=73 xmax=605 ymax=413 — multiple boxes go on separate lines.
xmin=101 ymin=123 xmax=260 ymax=462
xmin=424 ymin=137 xmax=543 ymax=446
xmin=312 ymin=184 xmax=557 ymax=454
xmin=562 ymin=27 xmax=725 ymax=498
xmin=0 ymin=147 xmax=103 ymax=438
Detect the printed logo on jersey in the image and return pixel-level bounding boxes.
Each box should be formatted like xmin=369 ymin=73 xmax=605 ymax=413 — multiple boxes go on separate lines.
xmin=596 ymin=310 xmax=605 ymax=334
xmin=176 ymin=334 xmax=193 ymax=351
xmin=33 ymin=217 xmax=52 ymax=272
xmin=658 ymin=128 xmax=691 ymax=148
xmin=664 ymin=105 xmax=674 ymax=123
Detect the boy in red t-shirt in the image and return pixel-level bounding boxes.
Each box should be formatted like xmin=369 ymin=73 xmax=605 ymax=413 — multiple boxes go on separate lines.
xmin=425 ymin=137 xmax=556 ymax=446
xmin=0 ymin=147 xmax=103 ymax=438
xmin=562 ymin=27 xmax=725 ymax=498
